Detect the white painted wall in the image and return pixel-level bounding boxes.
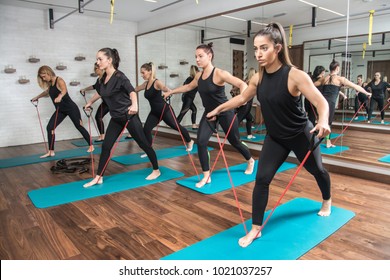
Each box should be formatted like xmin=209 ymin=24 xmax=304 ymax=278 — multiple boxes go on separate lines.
xmin=0 ymin=4 xmax=137 ymax=148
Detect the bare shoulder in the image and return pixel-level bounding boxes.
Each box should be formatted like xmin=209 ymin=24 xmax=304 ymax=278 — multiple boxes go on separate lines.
xmin=289 ymin=67 xmax=310 ymax=83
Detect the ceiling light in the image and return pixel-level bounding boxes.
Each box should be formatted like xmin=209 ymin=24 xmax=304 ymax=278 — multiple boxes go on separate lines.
xmin=318 ymin=7 xmax=345 ymax=17
xmin=298 ymin=0 xmax=317 ymax=7
xmin=221 ymin=15 xmax=247 ymax=22
xmin=144 ymin=0 xmax=158 ymax=3
xmin=252 ymin=21 xmax=268 ymax=26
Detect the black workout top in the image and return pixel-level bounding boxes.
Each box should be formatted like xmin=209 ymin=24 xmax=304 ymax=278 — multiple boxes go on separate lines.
xmin=99 ymin=70 xmax=135 ymax=118
xmin=198 ymin=68 xmax=228 ymax=113
xmin=257 ymin=65 xmax=307 ymax=139
xmin=321 ymin=75 xmax=341 ymax=104
xmin=144 ymin=79 xmax=166 ymax=113
xmin=182 ymin=76 xmax=198 ymax=100
xmin=366 ymin=80 xmax=390 ymax=98
xmin=48 ymin=77 xmax=75 ymax=111
xmin=92 ymin=78 xmax=101 ymax=94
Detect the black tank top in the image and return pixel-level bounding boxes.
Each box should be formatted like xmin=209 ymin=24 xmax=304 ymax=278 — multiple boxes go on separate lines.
xmin=322 ymin=75 xmax=341 ymax=104
xmin=198 ymin=68 xmax=228 ymax=113
xmin=144 ymin=79 xmax=165 ymax=113
xmin=182 ymin=76 xmax=198 ymax=100
xmin=48 ymin=77 xmax=75 ymax=111
xmin=257 ymin=65 xmax=307 ymax=139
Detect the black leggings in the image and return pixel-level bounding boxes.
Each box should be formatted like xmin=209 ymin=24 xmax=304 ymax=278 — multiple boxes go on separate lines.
xmin=236 ymin=100 xmax=253 ymax=135
xmin=354 ymin=94 xmax=369 ymax=115
xmin=97 ymin=114 xmax=158 ymax=175
xmin=368 ymin=95 xmax=385 ymax=121
xmin=144 ymin=106 xmax=192 ymax=146
xmin=47 ymin=107 xmax=90 ymax=150
xmin=95 ymin=102 xmax=109 ymax=135
xmin=252 ymin=122 xmax=331 ymax=225
xmin=197 ymin=110 xmax=252 ymax=171
xmin=176 ymin=95 xmax=197 ymax=125
xmin=304 ymin=98 xmax=317 ymax=126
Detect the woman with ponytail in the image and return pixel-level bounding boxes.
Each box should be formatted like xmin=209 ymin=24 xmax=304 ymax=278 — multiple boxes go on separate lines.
xmin=314 ymin=59 xmax=371 ymax=147
xmin=164 ymin=42 xmax=255 ymax=188
xmin=84 ymin=48 xmax=160 ymax=188
xmin=135 ymin=62 xmax=194 ymax=152
xmin=207 ymin=22 xmax=333 ymax=247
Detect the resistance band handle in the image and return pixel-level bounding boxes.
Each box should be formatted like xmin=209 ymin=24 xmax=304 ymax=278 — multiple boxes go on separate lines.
xmin=30 ymin=99 xmax=38 ymax=107
xmin=163 ymin=95 xmax=171 ymax=105
xmin=83 ymin=106 xmax=93 ymax=118
xmin=206 ymin=116 xmax=219 ymax=133
xmin=127 ymin=113 xmax=136 ymax=121
xmin=79 ymin=90 xmax=86 ymax=97
xmin=309 ymin=131 xmax=324 ymax=152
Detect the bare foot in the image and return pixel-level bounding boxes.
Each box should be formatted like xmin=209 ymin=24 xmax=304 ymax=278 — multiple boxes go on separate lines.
xmin=40 ymin=151 xmax=55 ymax=158
xmin=238 ymin=225 xmax=262 ymax=248
xmin=195 ymin=172 xmax=211 ymax=188
xmin=146 ymin=169 xmax=161 ymax=180
xmin=140 ymin=153 xmax=148 ymax=158
xmin=87 ymin=145 xmax=95 ymax=153
xmin=326 ymin=140 xmax=335 ymax=148
xmin=186 ymin=140 xmax=194 ymax=152
xmin=83 ymin=176 xmax=103 ymax=188
xmin=318 ymin=198 xmax=332 ymax=216
xmin=245 ymin=158 xmax=255 ymax=174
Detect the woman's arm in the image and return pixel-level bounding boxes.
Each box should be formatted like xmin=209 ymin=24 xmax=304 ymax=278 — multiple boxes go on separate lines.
xmin=54 ymin=77 xmax=68 ymax=103
xmin=291 ymin=68 xmax=330 ymax=138
xmin=85 ymin=93 xmax=101 ymax=108
xmin=207 ymin=74 xmax=258 ymax=119
xmin=80 ymin=85 xmax=95 ymax=95
xmin=154 ymin=79 xmax=170 ymax=92
xmin=341 ymin=77 xmax=371 ymax=97
xmin=163 ymin=73 xmax=200 ymax=99
xmin=216 ymin=68 xmax=248 ymax=94
xmin=134 ymin=81 xmax=147 ymax=93
xmin=31 ymin=89 xmax=49 ymax=101
xmin=128 ymin=91 xmax=138 ymax=114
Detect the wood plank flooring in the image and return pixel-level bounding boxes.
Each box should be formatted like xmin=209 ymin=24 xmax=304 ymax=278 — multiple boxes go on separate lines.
xmin=0 ymin=135 xmax=389 ymax=260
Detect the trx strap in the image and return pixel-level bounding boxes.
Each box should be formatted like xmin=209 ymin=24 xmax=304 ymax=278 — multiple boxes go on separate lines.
xmin=31 ymin=99 xmax=48 ymax=152
xmin=255 ymin=132 xmax=324 ymax=238
xmin=206 ymin=116 xmax=248 ymax=234
xmin=83 ymin=106 xmax=96 ymax=178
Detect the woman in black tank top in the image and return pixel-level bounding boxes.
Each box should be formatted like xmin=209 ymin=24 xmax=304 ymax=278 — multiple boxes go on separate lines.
xmin=207 ymin=22 xmax=333 ymax=248
xmin=163 ymin=43 xmax=255 ymax=188
xmin=31 ymin=65 xmax=93 ymax=158
xmin=315 ymin=60 xmax=371 ymax=148
xmin=135 ymin=62 xmax=194 ymax=152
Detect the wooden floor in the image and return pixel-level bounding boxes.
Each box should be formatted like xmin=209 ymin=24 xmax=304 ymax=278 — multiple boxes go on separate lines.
xmin=0 ymin=134 xmax=389 ymax=260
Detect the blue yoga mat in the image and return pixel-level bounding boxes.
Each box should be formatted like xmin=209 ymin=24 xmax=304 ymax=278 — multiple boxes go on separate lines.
xmin=71 ymin=135 xmax=133 ymax=147
xmin=378 ymin=154 xmax=390 ymax=163
xmin=28 ymin=166 xmax=184 ymax=208
xmin=176 ymin=161 xmax=297 ymax=195
xmin=240 ymin=134 xmax=266 ymax=142
xmin=344 ymin=116 xmax=366 ymax=122
xmin=319 ymin=144 xmax=349 ymax=155
xmin=0 ymin=147 xmax=102 ymax=169
xmin=112 ymin=144 xmax=212 ymax=166
xmin=370 ymin=120 xmax=390 ymax=125
xmin=161 ymin=198 xmax=355 ymax=260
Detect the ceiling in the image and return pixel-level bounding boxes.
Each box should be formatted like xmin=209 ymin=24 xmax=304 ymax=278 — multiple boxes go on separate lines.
xmin=1 ymin=0 xmax=389 ymax=34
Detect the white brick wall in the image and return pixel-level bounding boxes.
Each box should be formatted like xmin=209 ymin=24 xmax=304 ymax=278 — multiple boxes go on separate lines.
xmin=0 ymin=4 xmax=137 ymax=148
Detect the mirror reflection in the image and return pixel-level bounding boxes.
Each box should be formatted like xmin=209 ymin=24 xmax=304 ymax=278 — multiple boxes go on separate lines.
xmin=136 ymin=0 xmax=390 ymax=168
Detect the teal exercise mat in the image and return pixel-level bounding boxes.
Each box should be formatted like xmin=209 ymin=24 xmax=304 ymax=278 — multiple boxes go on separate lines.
xmin=370 ymin=120 xmax=390 ymax=125
xmin=161 ymin=198 xmax=355 ymax=260
xmin=240 ymin=134 xmax=266 ymax=143
xmin=378 ymin=154 xmax=390 ymax=163
xmin=28 ymin=166 xmax=184 ymax=208
xmin=319 ymin=144 xmax=349 ymax=155
xmin=0 ymin=147 xmax=101 ymax=169
xmin=176 ymin=161 xmax=297 ymax=195
xmin=71 ymin=135 xmax=133 ymax=147
xmin=344 ymin=116 xmax=366 ymax=122
xmin=112 ymin=144 xmax=212 ymax=166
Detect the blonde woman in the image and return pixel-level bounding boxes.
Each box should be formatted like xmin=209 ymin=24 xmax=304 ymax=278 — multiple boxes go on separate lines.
xmin=31 ymin=65 xmax=93 ymax=158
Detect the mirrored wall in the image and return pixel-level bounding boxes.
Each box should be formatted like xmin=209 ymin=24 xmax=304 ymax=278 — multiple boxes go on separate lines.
xmin=135 ymin=0 xmax=390 ymax=168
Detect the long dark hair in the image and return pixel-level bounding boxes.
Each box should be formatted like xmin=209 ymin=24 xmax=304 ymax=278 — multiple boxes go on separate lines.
xmin=98 ymin=48 xmax=120 ymax=69
xmin=312 ymin=65 xmax=325 ymax=82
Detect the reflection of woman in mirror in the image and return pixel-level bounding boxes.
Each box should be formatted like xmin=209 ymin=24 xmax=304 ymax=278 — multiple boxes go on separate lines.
xmin=176 ymin=65 xmax=200 ymax=130
xmin=305 ymin=65 xmax=326 ymax=126
xmin=353 ymin=75 xmax=369 ymax=120
xmin=365 ymin=72 xmax=390 ymax=124
xmin=315 ymin=59 xmax=371 ymax=148
xmin=163 ymin=43 xmax=255 ymax=188
xmin=206 ymin=22 xmax=332 ymax=248
xmin=83 ymin=48 xmax=160 ymax=188
xmin=31 ymin=65 xmax=94 ymax=158
xmin=136 ymin=62 xmax=194 ymax=152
